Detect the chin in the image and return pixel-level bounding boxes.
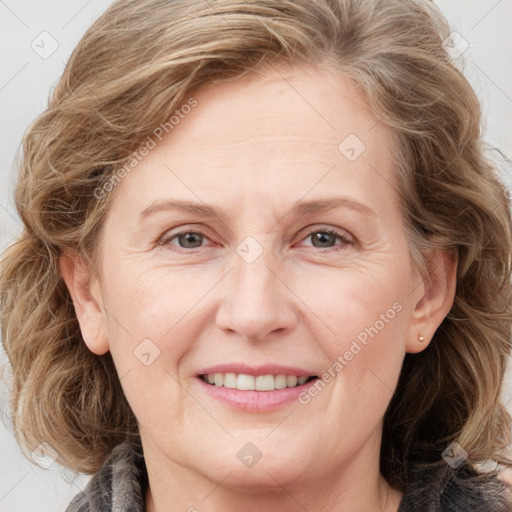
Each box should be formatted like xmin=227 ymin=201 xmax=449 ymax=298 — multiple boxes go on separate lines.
xmin=195 ymin=442 xmax=310 ymax=491
xmin=206 ymin=462 xmax=304 ymax=493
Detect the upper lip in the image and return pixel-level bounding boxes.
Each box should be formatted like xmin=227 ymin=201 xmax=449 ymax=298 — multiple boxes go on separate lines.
xmin=197 ymin=363 xmax=317 ymax=377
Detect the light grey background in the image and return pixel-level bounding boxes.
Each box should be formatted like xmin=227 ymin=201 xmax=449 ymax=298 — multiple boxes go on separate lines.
xmin=1 ymin=1 xmax=511 ymax=510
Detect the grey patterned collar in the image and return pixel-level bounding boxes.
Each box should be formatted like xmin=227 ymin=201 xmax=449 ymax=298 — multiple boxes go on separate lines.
xmin=66 ymin=439 xmax=147 ymax=512
xmin=66 ymin=439 xmax=511 ymax=512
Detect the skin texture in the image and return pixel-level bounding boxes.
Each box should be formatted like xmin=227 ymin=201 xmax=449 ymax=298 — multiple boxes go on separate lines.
xmin=61 ymin=63 xmax=457 ymax=512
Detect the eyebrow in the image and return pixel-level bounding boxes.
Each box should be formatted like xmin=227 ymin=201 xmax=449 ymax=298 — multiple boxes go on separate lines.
xmin=141 ymin=199 xmax=218 ymax=219
xmin=140 ymin=197 xmax=376 ymax=221
xmin=288 ymin=197 xmax=376 ymax=218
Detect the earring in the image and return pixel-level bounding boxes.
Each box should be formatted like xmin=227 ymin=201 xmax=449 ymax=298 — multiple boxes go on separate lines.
xmin=418 ymin=333 xmax=425 ymax=343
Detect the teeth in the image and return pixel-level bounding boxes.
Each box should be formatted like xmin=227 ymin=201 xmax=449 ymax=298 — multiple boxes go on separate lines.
xmin=224 ymin=373 xmax=237 ymax=389
xmin=287 ymin=376 xmax=298 ymax=387
xmin=275 ymin=375 xmax=287 ymax=389
xmin=237 ymin=374 xmax=255 ymax=390
xmin=202 ymin=373 xmax=313 ymax=391
xmin=254 ymin=375 xmax=272 ymax=391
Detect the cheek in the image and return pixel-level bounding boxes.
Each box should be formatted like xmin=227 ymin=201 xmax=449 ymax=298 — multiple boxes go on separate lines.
xmin=291 ymin=262 xmax=410 ymax=357
xmin=288 ymin=259 xmax=412 ymax=416
xmin=98 ymin=263 xmax=218 ymax=413
xmin=101 ymin=258 xmax=213 ymax=340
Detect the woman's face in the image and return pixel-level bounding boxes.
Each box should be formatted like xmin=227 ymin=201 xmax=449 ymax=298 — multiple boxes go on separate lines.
xmin=86 ymin=65 xmax=428 ymax=492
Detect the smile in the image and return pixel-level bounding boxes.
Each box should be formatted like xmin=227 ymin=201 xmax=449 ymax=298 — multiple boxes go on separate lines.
xmin=199 ymin=372 xmax=317 ymax=391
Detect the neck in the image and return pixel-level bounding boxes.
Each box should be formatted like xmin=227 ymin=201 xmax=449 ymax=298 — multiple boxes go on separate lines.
xmin=142 ymin=428 xmax=403 ymax=512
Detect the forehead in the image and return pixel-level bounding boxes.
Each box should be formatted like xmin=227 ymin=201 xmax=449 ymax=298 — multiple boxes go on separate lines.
xmin=162 ymin=64 xmax=389 ymax=160
xmin=106 ymin=64 xmax=400 ymax=222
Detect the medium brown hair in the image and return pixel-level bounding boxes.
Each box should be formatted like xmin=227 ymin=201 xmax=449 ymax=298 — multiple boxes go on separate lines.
xmin=1 ymin=0 xmax=511 ymax=491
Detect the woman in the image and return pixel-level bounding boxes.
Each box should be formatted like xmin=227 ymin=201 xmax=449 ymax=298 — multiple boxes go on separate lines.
xmin=1 ymin=0 xmax=511 ymax=510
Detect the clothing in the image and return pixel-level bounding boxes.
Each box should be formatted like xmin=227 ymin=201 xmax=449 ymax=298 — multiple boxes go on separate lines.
xmin=66 ymin=440 xmax=147 ymax=512
xmin=66 ymin=439 xmax=512 ymax=511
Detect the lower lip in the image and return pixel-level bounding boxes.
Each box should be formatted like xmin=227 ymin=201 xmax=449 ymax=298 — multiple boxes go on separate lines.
xmin=195 ymin=377 xmax=319 ymax=412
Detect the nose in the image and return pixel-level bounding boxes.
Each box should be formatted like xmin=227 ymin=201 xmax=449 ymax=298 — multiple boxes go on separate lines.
xmin=215 ymin=244 xmax=298 ymax=342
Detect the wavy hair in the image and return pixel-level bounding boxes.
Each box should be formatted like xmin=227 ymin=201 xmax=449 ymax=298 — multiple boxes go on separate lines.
xmin=1 ymin=0 xmax=511 ymax=492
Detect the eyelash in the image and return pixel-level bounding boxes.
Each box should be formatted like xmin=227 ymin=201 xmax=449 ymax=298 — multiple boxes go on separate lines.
xmin=158 ymin=227 xmax=354 ymax=252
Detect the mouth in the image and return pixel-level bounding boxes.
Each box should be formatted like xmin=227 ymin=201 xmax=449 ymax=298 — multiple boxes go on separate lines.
xmin=194 ymin=364 xmax=320 ymax=412
xmin=198 ymin=373 xmax=319 ymax=391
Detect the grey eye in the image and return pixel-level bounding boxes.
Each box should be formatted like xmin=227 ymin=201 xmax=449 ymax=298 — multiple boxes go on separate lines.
xmin=309 ymin=231 xmax=339 ymax=248
xmin=175 ymin=232 xmax=205 ymax=248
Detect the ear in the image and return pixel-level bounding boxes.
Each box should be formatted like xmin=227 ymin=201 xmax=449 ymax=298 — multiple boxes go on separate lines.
xmin=406 ymin=248 xmax=457 ymax=354
xmin=59 ymin=250 xmax=109 ymax=355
